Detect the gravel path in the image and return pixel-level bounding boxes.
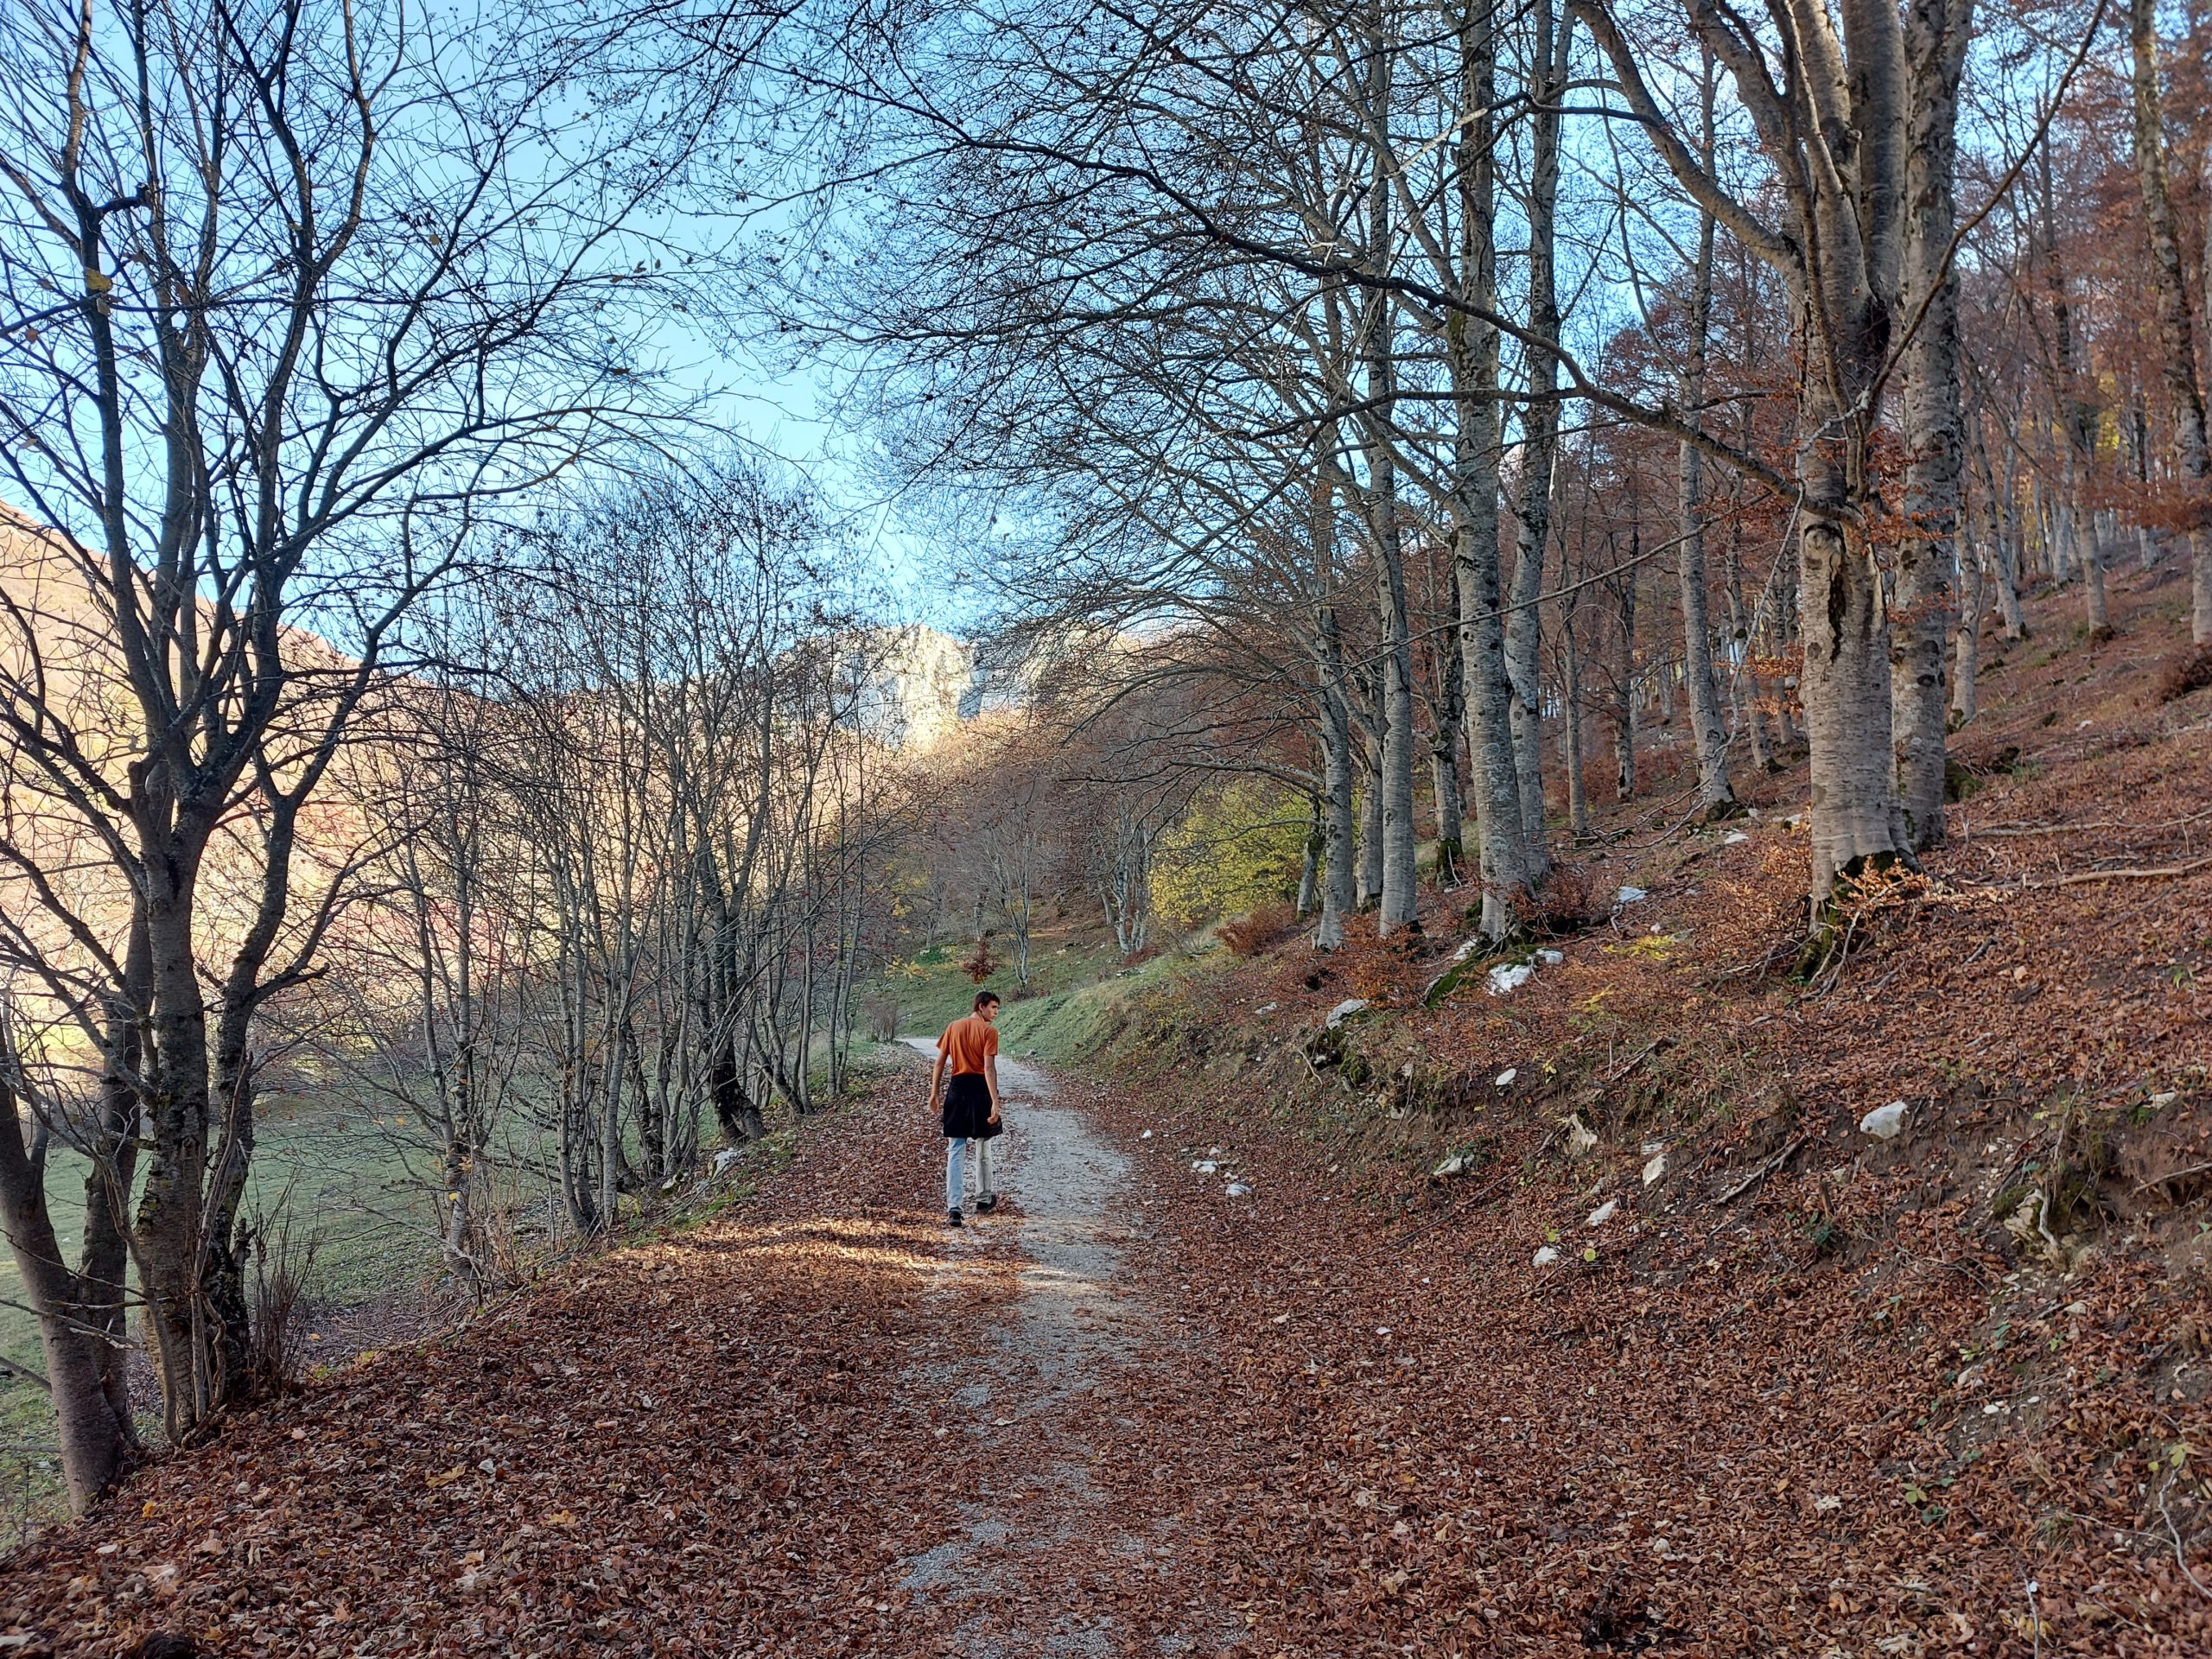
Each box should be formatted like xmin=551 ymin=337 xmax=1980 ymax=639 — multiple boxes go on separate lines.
xmin=895 ymin=1040 xmax=1230 ymax=1657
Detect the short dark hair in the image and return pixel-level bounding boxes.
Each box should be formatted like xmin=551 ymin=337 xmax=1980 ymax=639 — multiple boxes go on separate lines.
xmin=973 ymin=990 xmax=1001 ymax=1011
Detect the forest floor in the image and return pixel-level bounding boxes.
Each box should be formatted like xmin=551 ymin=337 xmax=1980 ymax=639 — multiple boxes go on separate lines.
xmin=4 ymin=1032 xmax=2208 ymax=1656
xmin=5 ymin=560 xmax=2212 ymax=1658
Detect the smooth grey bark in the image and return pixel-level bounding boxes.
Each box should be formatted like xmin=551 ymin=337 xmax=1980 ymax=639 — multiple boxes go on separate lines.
xmin=1316 ymin=601 xmax=1357 ymax=951
xmin=1969 ymin=415 xmax=2027 ymax=640
xmin=1894 ymin=0 xmax=1969 ymax=848
xmin=2075 ymin=499 xmax=2109 ymax=633
xmin=1580 ymin=0 xmax=1923 ymax=918
xmin=1560 ymin=604 xmax=1592 ymax=837
xmin=1772 ymin=552 xmax=1802 ymax=752
xmin=1504 ymin=0 xmax=1572 ymax=877
xmin=1953 ymin=528 xmax=1983 ymax=727
xmin=2037 ymin=142 xmax=2105 ymax=634
xmin=0 ymin=1054 xmax=140 ymax=1514
xmin=1675 ymin=51 xmax=1734 ymax=817
xmin=1358 ymin=169 xmax=1420 ymax=934
xmin=1313 ymin=450 xmax=1355 ymax=951
xmin=1724 ymin=519 xmax=1773 ymax=772
xmin=1295 ymin=794 xmax=1322 ymax=915
xmin=1451 ymin=0 xmax=1530 ymax=940
xmin=1428 ymin=578 xmax=1468 ymax=887
xmin=2127 ymin=0 xmax=2212 ymax=644
xmin=1355 ymin=714 xmax=1385 ymax=911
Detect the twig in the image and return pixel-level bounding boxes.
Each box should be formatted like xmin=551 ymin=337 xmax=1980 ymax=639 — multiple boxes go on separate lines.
xmin=2043 ymin=855 xmax=2212 ymax=887
xmin=1392 ymin=1173 xmax=1511 ymax=1249
xmin=0 ymin=1355 xmax=49 ymax=1395
xmin=1714 ymin=1135 xmax=1808 ymax=1206
xmin=1967 ymin=811 xmax=2212 ymax=838
xmin=1599 ymin=1036 xmax=1674 ymax=1085
xmin=2156 ymin=1472 xmax=2212 ymax=1604
xmin=2136 ymin=1160 xmax=2212 ymax=1196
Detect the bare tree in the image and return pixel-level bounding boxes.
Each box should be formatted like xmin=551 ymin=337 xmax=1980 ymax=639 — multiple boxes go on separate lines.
xmin=0 ymin=0 xmax=759 ymax=1499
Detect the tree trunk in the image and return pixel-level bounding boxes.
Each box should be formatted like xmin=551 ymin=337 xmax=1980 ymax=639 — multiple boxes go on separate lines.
xmin=134 ymin=861 xmax=219 ymax=1440
xmin=1724 ymin=521 xmax=1773 ymax=772
xmin=1972 ymin=417 xmax=2027 ymax=640
xmin=1560 ymin=607 xmax=1591 ymax=838
xmin=1952 ymin=528 xmax=1983 ymax=727
xmin=1362 ymin=395 xmax=1420 ymax=934
xmin=1430 ymin=716 xmax=1465 ymax=887
xmin=1894 ymin=0 xmax=1968 ymax=849
xmin=1316 ymin=599 xmax=1357 ymax=951
xmin=1675 ymin=57 xmax=1735 ymax=817
xmin=0 ymin=1071 xmax=139 ymax=1513
xmin=2127 ymin=0 xmax=2212 ymax=643
xmin=1354 ymin=35 xmax=1421 ymax=936
xmin=2075 ymin=502 xmax=2109 ymax=634
xmin=1430 ymin=563 xmax=1467 ymax=885
xmin=1355 ymin=720 xmax=1384 ymax=910
xmin=1612 ymin=545 xmax=1637 ymax=801
xmin=1440 ymin=0 xmax=1529 ymax=941
xmin=1800 ymin=492 xmax=1909 ymax=906
xmin=1504 ymin=0 xmax=1572 ymax=877
xmin=1295 ymin=793 xmax=1322 ymax=915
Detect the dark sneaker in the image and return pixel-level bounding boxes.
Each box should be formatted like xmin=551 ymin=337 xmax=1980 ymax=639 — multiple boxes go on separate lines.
xmin=947 ymin=1208 xmax=963 ymax=1226
xmin=975 ymin=1196 xmax=998 ymax=1215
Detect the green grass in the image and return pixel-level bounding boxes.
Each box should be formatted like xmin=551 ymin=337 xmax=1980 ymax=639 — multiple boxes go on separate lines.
xmin=996 ymin=948 xmax=1229 ymax=1066
xmin=874 ymin=928 xmax=1137 ymax=1040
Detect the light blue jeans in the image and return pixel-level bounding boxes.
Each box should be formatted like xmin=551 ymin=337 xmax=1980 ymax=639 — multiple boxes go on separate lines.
xmin=946 ymin=1136 xmax=997 ymax=1211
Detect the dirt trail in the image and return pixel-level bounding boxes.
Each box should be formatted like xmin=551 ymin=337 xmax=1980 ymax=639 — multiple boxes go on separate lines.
xmin=896 ymin=1039 xmax=1227 ymax=1657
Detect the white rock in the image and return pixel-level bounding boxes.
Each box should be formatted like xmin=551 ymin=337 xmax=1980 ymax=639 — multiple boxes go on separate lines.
xmin=1192 ymin=1160 xmax=1218 ymax=1174
xmin=1642 ymin=1153 xmax=1668 ymax=1186
xmin=1325 ymin=998 xmax=1370 ymax=1029
xmin=1486 ymin=963 xmax=1534 ymax=996
xmin=1586 ymin=1198 xmax=1618 ymax=1228
xmin=712 ymin=1147 xmax=743 ymax=1179
xmin=1859 ymin=1101 xmax=1910 ymax=1140
xmin=1616 ymin=885 xmax=1649 ymax=906
xmin=1724 ymin=831 xmax=1751 ymax=845
xmin=1452 ymin=937 xmax=1482 ymax=962
xmin=1224 ymin=1181 xmax=1252 ymax=1198
xmin=1140 ymin=1129 xmax=1154 ymax=1140
xmin=2149 ymin=1090 xmax=2179 ymax=1110
xmin=1814 ymin=1495 xmax=1842 ymax=1513
xmin=1641 ymin=1139 xmax=1665 ymax=1155
xmin=1536 ymin=948 xmax=1564 ymax=965
xmin=1532 ymin=1246 xmax=1560 ymax=1268
xmin=1494 ymin=1067 xmax=1517 ymax=1087
xmin=1562 ymin=1114 xmax=1599 ymax=1159
xmin=1254 ymin=1002 xmax=1278 ymax=1016
xmin=1210 ymin=1146 xmax=1223 ymax=1155
xmin=1433 ymin=1153 xmax=1469 ymax=1179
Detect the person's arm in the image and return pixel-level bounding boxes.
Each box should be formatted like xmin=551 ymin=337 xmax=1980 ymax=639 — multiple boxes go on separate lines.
xmin=983 ymin=1051 xmax=1001 ymax=1124
xmin=928 ymin=1040 xmax=948 ymax=1116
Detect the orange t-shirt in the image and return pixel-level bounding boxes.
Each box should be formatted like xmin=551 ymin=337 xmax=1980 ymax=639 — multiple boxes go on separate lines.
xmin=938 ymin=1014 xmax=999 ymax=1076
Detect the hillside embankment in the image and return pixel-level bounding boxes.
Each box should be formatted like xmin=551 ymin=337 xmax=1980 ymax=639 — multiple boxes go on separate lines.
xmin=2 ymin=559 xmax=2209 ymax=1657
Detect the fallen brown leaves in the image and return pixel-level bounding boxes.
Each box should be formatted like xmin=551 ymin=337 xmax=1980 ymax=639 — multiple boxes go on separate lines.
xmin=2 ymin=568 xmax=2207 ymax=1659
xmin=1075 ymin=563 xmax=2212 ymax=1655
xmin=0 ymin=1081 xmax=1034 ymax=1657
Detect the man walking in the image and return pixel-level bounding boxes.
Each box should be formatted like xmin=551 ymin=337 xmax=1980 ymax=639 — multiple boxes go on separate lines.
xmin=929 ymin=990 xmax=1003 ymax=1225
